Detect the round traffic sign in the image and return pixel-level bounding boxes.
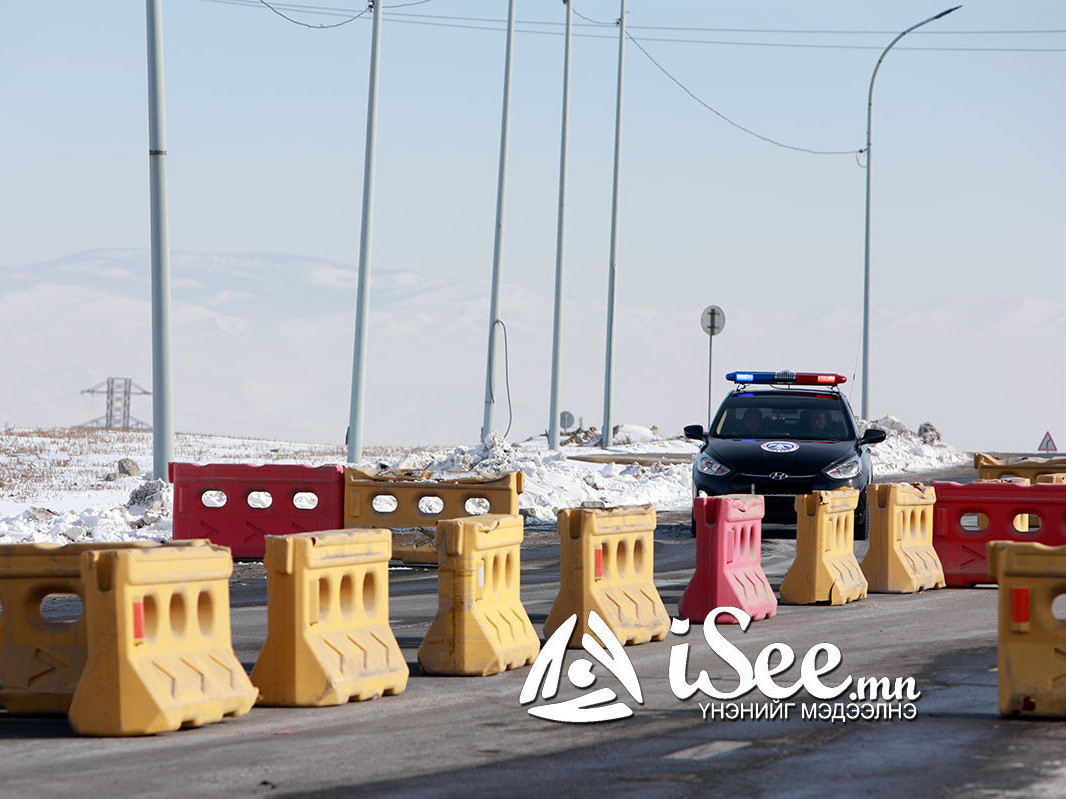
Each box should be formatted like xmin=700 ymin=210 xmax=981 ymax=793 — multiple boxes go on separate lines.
xmin=560 ymin=410 xmax=576 ymax=430
xmin=701 ymin=305 xmax=726 ymax=336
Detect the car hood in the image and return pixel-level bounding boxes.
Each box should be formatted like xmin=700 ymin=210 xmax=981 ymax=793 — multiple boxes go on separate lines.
xmin=705 ymin=438 xmax=858 ymax=476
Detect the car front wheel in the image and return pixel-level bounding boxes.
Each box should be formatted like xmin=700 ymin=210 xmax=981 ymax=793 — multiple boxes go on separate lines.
xmin=854 ymin=495 xmax=869 ymax=541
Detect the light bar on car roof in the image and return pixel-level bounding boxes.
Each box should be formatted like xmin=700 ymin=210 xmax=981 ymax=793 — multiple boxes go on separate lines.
xmin=726 ymin=371 xmax=847 ymax=386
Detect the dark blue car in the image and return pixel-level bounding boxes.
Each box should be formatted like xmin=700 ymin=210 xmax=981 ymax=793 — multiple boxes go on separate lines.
xmin=685 ymin=371 xmax=887 ymax=538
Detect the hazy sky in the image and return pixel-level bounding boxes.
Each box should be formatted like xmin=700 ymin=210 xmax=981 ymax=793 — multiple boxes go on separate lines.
xmin=1 ymin=1 xmax=1064 ymax=453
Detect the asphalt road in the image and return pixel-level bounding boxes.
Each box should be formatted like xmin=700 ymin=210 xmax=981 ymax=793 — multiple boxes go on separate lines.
xmin=11 ymin=460 xmax=1066 ymax=798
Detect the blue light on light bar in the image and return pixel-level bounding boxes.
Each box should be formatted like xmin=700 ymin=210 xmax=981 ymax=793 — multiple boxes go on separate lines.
xmin=727 ymin=371 xmax=773 ymax=384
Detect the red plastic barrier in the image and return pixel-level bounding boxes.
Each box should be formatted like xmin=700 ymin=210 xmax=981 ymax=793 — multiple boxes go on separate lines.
xmin=678 ymin=495 xmax=777 ymax=624
xmin=170 ymin=463 xmax=345 ymax=559
xmin=932 ymin=481 xmax=1066 ymax=587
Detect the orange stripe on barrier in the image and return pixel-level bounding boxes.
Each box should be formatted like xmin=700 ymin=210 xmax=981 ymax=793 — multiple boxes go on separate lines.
xmin=1012 ymin=588 xmax=1030 ymax=624
xmin=594 ymin=548 xmax=603 ymax=579
xmin=132 ymin=601 xmax=145 ymax=641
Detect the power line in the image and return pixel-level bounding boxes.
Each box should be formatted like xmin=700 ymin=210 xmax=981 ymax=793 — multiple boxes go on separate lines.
xmin=254 ymin=0 xmax=370 ymax=29
xmin=570 ymin=6 xmax=617 ymax=28
xmin=571 ymin=3 xmax=865 ymax=156
xmin=625 ymin=32 xmax=861 ymax=157
xmin=381 ymin=11 xmax=1066 ymax=36
xmin=203 ymin=1 xmax=1066 ymax=51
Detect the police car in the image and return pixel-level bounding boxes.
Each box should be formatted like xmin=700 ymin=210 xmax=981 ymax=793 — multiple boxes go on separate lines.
xmin=684 ymin=370 xmax=886 ymax=538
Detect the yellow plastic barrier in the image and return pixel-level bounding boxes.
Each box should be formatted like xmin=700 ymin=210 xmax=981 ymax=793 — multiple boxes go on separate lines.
xmin=860 ymin=484 xmax=945 ymax=593
xmin=0 ymin=540 xmax=203 ymax=715
xmin=781 ymin=489 xmax=868 ymax=605
xmin=544 ymin=505 xmax=669 ymax=648
xmin=975 ymin=452 xmax=1066 ymax=483
xmin=343 ymin=468 xmax=525 ymax=564
xmin=67 ymin=544 xmax=257 ymax=736
xmin=417 ymin=514 xmax=539 ymax=676
xmin=988 ymin=541 xmax=1066 ymax=717
xmin=1036 ymin=474 xmax=1066 ymax=485
xmin=251 ymin=530 xmax=408 ymax=706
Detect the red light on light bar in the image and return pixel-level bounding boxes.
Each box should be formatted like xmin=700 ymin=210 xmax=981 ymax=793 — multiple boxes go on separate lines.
xmin=794 ymin=373 xmax=847 ymax=385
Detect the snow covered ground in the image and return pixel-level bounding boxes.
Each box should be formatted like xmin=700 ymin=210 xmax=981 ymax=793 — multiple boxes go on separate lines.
xmin=0 ymin=418 xmax=969 ymax=546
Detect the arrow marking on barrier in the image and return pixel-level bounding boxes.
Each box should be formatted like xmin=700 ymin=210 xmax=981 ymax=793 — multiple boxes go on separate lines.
xmin=960 ymin=544 xmax=987 ymax=570
xmin=370 ymin=631 xmax=392 ymax=666
xmin=639 ymin=587 xmax=660 ymax=609
xmin=182 ymin=657 xmax=207 ymax=694
xmin=483 ymin=611 xmax=503 ymax=644
xmin=510 ymin=608 xmax=528 ymax=642
xmin=325 ymin=638 xmax=346 ymax=673
xmin=244 ymin=522 xmax=268 ymax=544
xmin=210 ymin=654 xmax=237 ymax=688
xmin=346 ymin=634 xmax=369 ymax=671
xmin=27 ymin=648 xmax=69 ymax=687
xmin=500 ymin=609 xmax=518 ymax=640
xmin=1052 ymin=648 xmax=1066 ymax=685
xmin=155 ymin=662 xmax=178 ymax=697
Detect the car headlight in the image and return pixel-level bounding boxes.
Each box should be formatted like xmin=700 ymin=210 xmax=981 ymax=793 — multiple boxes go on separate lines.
xmin=696 ymin=452 xmax=730 ymax=477
xmin=825 ymin=456 xmax=862 ymax=480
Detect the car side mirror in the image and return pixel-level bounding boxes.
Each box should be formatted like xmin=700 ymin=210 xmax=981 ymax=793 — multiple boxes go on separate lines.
xmin=683 ymin=424 xmax=706 ymax=441
xmin=860 ymin=428 xmax=887 ymax=446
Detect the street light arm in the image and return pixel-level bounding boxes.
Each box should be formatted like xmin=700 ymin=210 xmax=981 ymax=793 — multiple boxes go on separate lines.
xmin=867 ymin=6 xmax=962 ymax=138
xmin=860 ymin=5 xmax=960 ymax=421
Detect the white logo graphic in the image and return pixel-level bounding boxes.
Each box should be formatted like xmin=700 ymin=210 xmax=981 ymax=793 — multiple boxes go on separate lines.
xmin=761 ymin=441 xmax=799 ymax=453
xmin=519 ymin=611 xmax=642 ymax=723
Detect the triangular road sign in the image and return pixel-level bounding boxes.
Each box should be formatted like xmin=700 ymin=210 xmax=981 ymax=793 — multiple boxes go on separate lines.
xmin=1038 ymin=431 xmax=1057 ymax=453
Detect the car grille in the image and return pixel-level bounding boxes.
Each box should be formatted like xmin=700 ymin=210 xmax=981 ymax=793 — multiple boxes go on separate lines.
xmin=733 ymin=474 xmax=816 ymax=495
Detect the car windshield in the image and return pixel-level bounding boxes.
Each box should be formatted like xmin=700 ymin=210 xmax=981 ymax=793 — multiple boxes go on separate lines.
xmin=711 ymin=393 xmax=855 ymax=441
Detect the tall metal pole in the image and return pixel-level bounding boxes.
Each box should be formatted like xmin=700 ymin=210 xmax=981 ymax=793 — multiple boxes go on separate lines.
xmin=480 ymin=0 xmax=517 ymax=442
xmin=547 ymin=0 xmax=573 ymax=450
xmin=862 ymin=5 xmax=960 ymax=420
xmin=347 ymin=0 xmax=384 ymax=463
xmin=600 ymin=0 xmax=626 ymax=448
xmin=707 ymin=334 xmax=714 ymax=429
xmin=145 ymin=0 xmax=174 ymax=481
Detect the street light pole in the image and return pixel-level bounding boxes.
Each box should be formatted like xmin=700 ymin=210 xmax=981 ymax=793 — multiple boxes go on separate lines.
xmin=861 ymin=5 xmax=960 ymax=421
xmin=347 ymin=0 xmax=384 ymax=463
xmin=145 ymin=0 xmax=174 ymax=481
xmin=480 ymin=0 xmax=517 ymax=443
xmin=547 ymin=0 xmax=573 ymax=451
xmin=601 ymin=0 xmax=626 ymax=448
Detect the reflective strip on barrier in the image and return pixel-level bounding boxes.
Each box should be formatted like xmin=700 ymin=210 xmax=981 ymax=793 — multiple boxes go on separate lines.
xmin=780 ymin=489 xmax=867 ymax=605
xmin=343 ymin=468 xmax=524 ymax=564
xmin=860 ymin=484 xmax=945 ymax=594
xmin=544 ymin=505 xmax=670 ymax=647
xmin=170 ymin=462 xmax=346 ymax=559
xmin=931 ymin=481 xmax=1066 ymax=587
xmin=974 ymin=452 xmax=1066 ymax=483
xmin=679 ymin=495 xmax=776 ymax=624
xmin=251 ymin=530 xmax=408 ymax=706
xmin=988 ymin=541 xmax=1066 ymax=717
xmin=0 ymin=541 xmax=206 ymax=715
xmin=417 ymin=514 xmax=539 ymax=676
xmin=1037 ymin=474 xmax=1066 ymax=485
xmin=68 ymin=545 xmax=257 ymax=736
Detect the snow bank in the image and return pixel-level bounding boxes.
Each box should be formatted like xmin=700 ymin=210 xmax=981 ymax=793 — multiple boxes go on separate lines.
xmin=864 ymin=416 xmax=970 ymax=476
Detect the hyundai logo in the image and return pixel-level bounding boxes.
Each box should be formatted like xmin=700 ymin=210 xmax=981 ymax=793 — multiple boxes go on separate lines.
xmin=761 ymin=441 xmax=800 ymax=453
xmin=769 ymin=472 xmax=788 ymax=480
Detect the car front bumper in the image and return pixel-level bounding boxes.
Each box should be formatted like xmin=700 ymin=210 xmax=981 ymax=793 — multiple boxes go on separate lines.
xmin=692 ymin=469 xmax=868 ymax=522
